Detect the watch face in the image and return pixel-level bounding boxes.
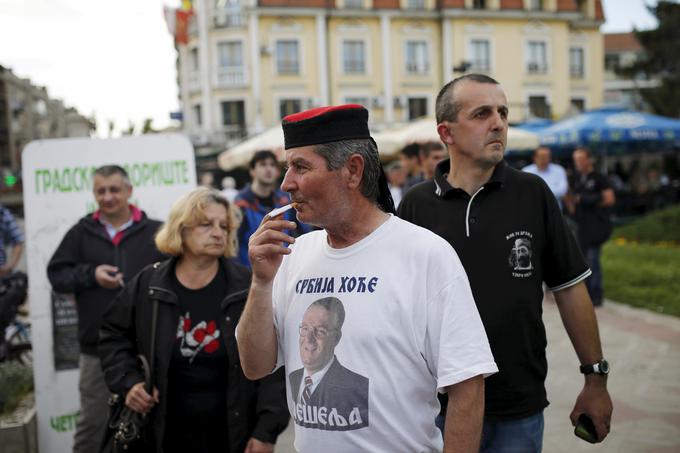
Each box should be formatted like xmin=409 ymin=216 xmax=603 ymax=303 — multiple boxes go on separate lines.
xmin=599 ymin=360 xmax=610 ymax=374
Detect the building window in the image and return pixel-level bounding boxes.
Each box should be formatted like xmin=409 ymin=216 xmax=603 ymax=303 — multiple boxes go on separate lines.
xmin=343 ymin=40 xmax=366 ymax=74
xmin=193 ymin=104 xmax=202 ymax=127
xmin=470 ymin=39 xmax=490 ymax=72
xmin=217 ymin=41 xmax=245 ymax=85
xmin=213 ymin=0 xmax=244 ymax=27
xmin=190 ymin=47 xmax=199 ymax=71
xmin=528 ymin=0 xmax=543 ymax=10
xmin=472 ymin=0 xmax=486 ymax=9
xmin=577 ymin=0 xmax=588 ymax=15
xmin=527 ymin=41 xmax=547 ymax=74
xmin=570 ymin=98 xmax=585 ymax=112
xmin=406 ymin=0 xmax=426 ymax=9
xmin=570 ymin=47 xmax=585 ymax=78
xmin=408 ymin=98 xmax=428 ymax=120
xmin=604 ymin=53 xmax=619 ymax=71
xmin=221 ymin=100 xmax=246 ymax=139
xmin=405 ymin=41 xmax=429 ymax=75
xmin=276 ymin=40 xmax=300 ymax=75
xmin=279 ymin=99 xmax=303 ymax=119
xmin=344 ymin=0 xmax=363 ymax=7
xmin=528 ymin=96 xmax=550 ymax=119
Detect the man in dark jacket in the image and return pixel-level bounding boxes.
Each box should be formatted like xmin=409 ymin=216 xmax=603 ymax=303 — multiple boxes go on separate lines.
xmin=567 ymin=147 xmax=616 ymax=307
xmin=47 ymin=165 xmax=164 ymax=453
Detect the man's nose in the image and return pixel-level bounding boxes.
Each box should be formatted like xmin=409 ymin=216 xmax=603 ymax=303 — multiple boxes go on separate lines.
xmin=490 ymin=112 xmax=506 ymax=131
xmin=281 ymin=169 xmax=296 ymax=193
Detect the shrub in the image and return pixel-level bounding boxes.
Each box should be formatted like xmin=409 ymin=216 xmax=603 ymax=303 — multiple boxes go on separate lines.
xmin=613 ymin=204 xmax=680 ymax=244
xmin=0 ymin=361 xmax=33 ymax=416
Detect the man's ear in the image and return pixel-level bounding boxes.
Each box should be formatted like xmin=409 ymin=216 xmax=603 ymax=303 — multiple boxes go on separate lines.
xmin=345 ymin=154 xmax=365 ymax=190
xmin=437 ymin=122 xmax=454 ymax=145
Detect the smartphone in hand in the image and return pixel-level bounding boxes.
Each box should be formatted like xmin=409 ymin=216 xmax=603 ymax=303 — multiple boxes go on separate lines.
xmin=574 ymin=414 xmax=598 ymax=443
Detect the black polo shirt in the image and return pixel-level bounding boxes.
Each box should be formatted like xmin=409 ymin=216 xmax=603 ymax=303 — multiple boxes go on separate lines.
xmin=398 ymin=159 xmax=590 ymax=420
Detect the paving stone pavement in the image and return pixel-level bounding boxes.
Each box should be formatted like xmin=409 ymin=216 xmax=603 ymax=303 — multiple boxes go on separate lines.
xmin=274 ymin=299 xmax=680 ymax=452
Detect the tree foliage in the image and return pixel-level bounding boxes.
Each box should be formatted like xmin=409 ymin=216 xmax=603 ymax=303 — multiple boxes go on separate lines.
xmin=623 ymin=1 xmax=680 ymax=118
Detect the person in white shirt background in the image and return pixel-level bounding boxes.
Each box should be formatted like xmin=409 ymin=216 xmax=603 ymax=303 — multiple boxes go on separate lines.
xmin=523 ymin=146 xmax=568 ymax=210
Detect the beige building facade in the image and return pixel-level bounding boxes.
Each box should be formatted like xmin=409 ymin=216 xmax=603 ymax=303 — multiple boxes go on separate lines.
xmin=174 ymin=0 xmax=605 ymax=153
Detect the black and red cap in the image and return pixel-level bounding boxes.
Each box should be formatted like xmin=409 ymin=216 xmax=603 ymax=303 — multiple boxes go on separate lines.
xmin=282 ymin=104 xmax=371 ymax=150
xmin=281 ymin=104 xmax=395 ymax=214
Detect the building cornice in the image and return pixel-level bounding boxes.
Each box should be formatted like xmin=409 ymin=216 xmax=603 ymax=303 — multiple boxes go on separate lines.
xmin=251 ymin=6 xmax=597 ymax=23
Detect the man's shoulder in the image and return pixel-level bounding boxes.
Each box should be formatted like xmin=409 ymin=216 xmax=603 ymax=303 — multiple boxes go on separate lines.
xmin=386 ymin=217 xmax=455 ymax=257
xmin=327 ymin=359 xmax=368 ymax=388
xmin=400 ymin=179 xmax=438 ymax=207
xmin=289 ymin=367 xmax=304 ymax=382
xmin=507 ymin=165 xmax=551 ymax=189
xmin=548 ymin=163 xmax=567 ymax=175
xmin=235 ymin=186 xmax=254 ymax=202
xmin=140 ymin=215 xmax=163 ymax=229
xmin=522 ymin=163 xmax=538 ymax=174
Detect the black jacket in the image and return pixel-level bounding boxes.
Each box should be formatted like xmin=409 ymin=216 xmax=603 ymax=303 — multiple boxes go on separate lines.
xmin=98 ymin=257 xmax=289 ymax=452
xmin=47 ymin=210 xmax=164 ymax=354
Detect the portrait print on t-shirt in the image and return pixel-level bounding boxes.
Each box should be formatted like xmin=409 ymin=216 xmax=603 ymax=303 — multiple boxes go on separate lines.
xmin=289 ymin=297 xmax=369 ymax=431
xmin=507 ymin=231 xmax=535 ymax=277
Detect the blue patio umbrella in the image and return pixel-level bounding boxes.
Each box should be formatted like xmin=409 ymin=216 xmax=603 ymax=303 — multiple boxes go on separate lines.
xmin=515 ymin=118 xmax=554 ymax=134
xmin=539 ymin=107 xmax=680 ymax=156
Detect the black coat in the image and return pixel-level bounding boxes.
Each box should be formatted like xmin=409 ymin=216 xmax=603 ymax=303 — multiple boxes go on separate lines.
xmin=47 ymin=210 xmax=164 ymax=354
xmin=98 ymin=257 xmax=289 ymax=452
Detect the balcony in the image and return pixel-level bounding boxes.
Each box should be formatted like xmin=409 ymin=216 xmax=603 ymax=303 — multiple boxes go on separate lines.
xmin=216 ymin=66 xmax=247 ymax=87
xmin=405 ymin=0 xmax=426 ymax=10
xmin=570 ymin=65 xmax=585 ymax=79
xmin=188 ymin=71 xmax=201 ymax=93
xmin=406 ymin=62 xmax=430 ymax=75
xmin=213 ymin=11 xmax=245 ymax=29
xmin=527 ymin=62 xmax=548 ymax=74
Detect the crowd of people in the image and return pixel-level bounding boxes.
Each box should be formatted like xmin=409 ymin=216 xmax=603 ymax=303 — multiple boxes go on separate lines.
xmin=0 ymin=73 xmax=630 ymax=452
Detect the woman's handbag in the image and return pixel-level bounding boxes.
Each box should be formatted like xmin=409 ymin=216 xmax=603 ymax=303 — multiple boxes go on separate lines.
xmin=102 ymin=298 xmax=159 ymax=453
xmin=105 ymin=355 xmax=151 ymax=452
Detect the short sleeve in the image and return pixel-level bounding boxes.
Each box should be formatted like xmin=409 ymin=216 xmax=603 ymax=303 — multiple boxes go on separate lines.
xmin=420 ymin=247 xmax=497 ymax=392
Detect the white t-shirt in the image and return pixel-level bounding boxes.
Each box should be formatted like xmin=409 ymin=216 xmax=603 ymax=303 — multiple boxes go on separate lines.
xmin=272 ymin=215 xmax=497 ymax=453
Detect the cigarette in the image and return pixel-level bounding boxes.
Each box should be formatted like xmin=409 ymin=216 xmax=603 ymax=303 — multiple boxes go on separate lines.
xmin=267 ymin=203 xmax=298 ymax=219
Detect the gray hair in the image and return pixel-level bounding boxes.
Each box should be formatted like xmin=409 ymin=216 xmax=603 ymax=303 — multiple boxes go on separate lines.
xmin=313 ymin=138 xmax=380 ymax=203
xmin=309 ymin=297 xmax=346 ymax=331
xmin=94 ymin=165 xmax=131 ymax=186
xmin=435 ymin=73 xmax=500 ymax=123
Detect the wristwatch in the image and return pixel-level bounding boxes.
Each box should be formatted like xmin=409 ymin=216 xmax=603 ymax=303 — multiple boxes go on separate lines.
xmin=579 ymin=359 xmax=610 ymax=375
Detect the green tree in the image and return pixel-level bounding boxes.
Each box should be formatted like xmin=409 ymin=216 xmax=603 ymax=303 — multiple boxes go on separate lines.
xmin=621 ymin=1 xmax=680 ymax=117
xmin=141 ymin=118 xmax=157 ymax=134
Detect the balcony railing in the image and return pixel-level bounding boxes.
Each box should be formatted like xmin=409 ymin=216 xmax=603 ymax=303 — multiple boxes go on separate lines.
xmin=216 ymin=66 xmax=247 ymax=87
xmin=570 ymin=66 xmax=585 ymax=79
xmin=527 ymin=62 xmax=548 ymax=74
xmin=213 ymin=12 xmax=246 ymax=28
xmin=406 ymin=62 xmax=430 ymax=75
xmin=188 ymin=71 xmax=201 ymax=92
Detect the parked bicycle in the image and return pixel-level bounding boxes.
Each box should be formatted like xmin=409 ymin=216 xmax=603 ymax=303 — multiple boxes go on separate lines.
xmin=0 ymin=272 xmax=31 ymax=365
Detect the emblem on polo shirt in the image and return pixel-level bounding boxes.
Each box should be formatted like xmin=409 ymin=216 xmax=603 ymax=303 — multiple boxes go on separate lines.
xmin=507 ymin=231 xmax=534 ymax=278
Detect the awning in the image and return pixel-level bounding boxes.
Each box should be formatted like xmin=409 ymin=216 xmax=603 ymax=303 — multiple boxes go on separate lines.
xmin=218 ymin=118 xmax=540 ymax=171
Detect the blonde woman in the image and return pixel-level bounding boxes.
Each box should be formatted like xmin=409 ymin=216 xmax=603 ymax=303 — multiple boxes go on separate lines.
xmin=99 ymin=187 xmax=289 ymax=453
